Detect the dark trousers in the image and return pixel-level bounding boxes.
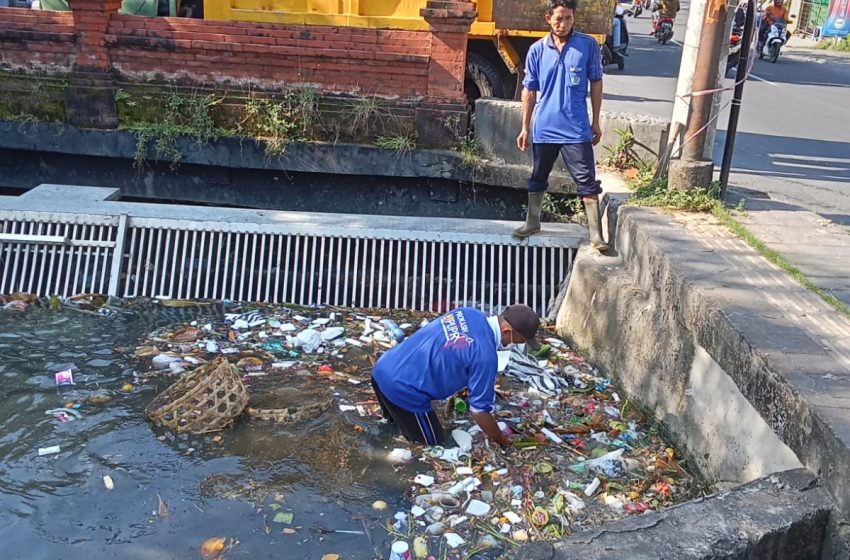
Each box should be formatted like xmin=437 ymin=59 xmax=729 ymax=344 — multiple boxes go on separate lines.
xmin=371 ymin=376 xmax=446 ymax=446
xmin=528 ymin=142 xmax=602 ymax=197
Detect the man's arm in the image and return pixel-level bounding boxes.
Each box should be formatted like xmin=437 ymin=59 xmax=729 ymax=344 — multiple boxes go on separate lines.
xmin=517 ymin=88 xmax=538 ymax=152
xmin=472 ymin=411 xmax=510 ymax=448
xmin=590 ymin=80 xmax=603 ymax=146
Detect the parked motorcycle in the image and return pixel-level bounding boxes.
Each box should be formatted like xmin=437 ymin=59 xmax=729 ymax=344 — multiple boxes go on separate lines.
xmin=726 ymin=26 xmax=743 ymax=77
xmin=654 ymin=15 xmax=675 ymax=44
xmin=631 ymin=0 xmax=643 ymax=17
xmin=758 ymin=17 xmax=787 ymax=62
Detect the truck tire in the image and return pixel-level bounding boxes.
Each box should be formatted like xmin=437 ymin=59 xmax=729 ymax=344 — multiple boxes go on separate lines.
xmin=466 ymin=52 xmax=508 ymax=103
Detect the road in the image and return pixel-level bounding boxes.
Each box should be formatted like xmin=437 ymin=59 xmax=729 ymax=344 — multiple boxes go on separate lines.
xmin=601 ymin=2 xmax=850 ymax=224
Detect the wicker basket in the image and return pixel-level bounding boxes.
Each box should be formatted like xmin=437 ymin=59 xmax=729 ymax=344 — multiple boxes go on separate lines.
xmin=145 ymin=357 xmax=248 ymax=434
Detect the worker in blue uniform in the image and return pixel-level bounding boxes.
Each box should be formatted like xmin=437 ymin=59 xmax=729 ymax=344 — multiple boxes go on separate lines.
xmin=370 ymin=304 xmax=541 ymax=449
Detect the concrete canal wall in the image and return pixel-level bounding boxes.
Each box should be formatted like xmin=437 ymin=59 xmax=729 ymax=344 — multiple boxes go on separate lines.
xmin=552 ymin=201 xmax=850 ymax=556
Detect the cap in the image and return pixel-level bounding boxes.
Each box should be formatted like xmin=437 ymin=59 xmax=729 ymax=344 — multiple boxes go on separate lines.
xmin=502 ymin=304 xmax=541 ymax=351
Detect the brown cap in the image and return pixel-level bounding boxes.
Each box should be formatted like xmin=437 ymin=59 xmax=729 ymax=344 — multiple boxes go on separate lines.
xmin=502 ymin=304 xmax=541 ymax=350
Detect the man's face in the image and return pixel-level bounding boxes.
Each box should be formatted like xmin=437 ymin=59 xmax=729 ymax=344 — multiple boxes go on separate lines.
xmin=545 ymin=6 xmax=576 ymax=38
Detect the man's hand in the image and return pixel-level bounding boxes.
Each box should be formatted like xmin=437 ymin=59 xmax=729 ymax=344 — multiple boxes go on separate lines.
xmin=592 ymin=122 xmax=603 ymax=146
xmin=517 ymin=129 xmax=529 ymax=152
xmin=472 ymin=410 xmax=511 ymax=450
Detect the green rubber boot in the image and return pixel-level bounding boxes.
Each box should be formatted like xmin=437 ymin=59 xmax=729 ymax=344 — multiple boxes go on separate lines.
xmin=513 ymin=192 xmax=544 ymax=238
xmin=585 ymin=199 xmax=609 ymax=252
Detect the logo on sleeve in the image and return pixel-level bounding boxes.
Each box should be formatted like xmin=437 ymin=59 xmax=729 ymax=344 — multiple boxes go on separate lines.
xmin=440 ymin=311 xmax=474 ymax=351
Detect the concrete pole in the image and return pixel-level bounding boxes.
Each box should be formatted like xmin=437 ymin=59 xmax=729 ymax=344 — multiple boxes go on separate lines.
xmin=681 ymin=0 xmax=727 ymax=160
xmin=667 ymin=0 xmax=727 ymax=189
xmin=665 ymin=0 xmax=709 ymax=159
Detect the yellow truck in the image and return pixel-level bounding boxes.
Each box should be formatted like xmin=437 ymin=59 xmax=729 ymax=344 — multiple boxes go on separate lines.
xmin=204 ymin=0 xmax=615 ymax=100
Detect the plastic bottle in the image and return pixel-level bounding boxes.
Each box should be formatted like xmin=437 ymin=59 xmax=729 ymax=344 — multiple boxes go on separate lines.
xmin=453 ymin=396 xmax=468 ymax=413
xmin=381 ymin=319 xmax=406 ymax=343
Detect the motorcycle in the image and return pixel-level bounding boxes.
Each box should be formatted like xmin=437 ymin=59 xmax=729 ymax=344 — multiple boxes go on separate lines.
xmin=603 ymin=8 xmax=629 ymax=69
xmin=603 ymin=38 xmax=628 ymax=70
xmin=726 ymin=26 xmax=743 ymax=77
xmin=631 ymin=0 xmax=643 ymax=17
xmin=654 ymin=15 xmax=675 ymax=44
xmin=758 ymin=17 xmax=787 ymax=62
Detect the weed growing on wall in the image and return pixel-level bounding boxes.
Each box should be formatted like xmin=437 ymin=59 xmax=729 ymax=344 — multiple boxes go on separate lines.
xmin=239 ymin=88 xmax=320 ymax=158
xmin=132 ymin=90 xmax=221 ymax=169
xmin=374 ymin=128 xmax=417 ymax=158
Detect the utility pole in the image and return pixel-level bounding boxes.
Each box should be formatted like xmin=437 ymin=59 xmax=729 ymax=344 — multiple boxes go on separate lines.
xmin=719 ymin=0 xmax=755 ymax=196
xmin=664 ymin=0 xmax=729 ymax=190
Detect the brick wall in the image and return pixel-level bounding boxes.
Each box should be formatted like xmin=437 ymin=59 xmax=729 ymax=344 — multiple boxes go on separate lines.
xmin=0 ymin=8 xmax=75 ymax=72
xmin=0 ymin=1 xmax=474 ymax=142
xmin=105 ymin=16 xmax=433 ymax=98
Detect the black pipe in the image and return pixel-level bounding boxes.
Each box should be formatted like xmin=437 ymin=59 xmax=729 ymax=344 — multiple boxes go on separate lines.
xmin=719 ymin=0 xmax=755 ymax=196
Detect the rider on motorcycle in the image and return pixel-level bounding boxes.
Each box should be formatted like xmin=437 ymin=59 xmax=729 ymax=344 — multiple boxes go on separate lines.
xmin=652 ymin=0 xmax=680 ymax=34
xmin=612 ymin=5 xmax=630 ymax=49
xmin=759 ymin=0 xmax=789 ymax=44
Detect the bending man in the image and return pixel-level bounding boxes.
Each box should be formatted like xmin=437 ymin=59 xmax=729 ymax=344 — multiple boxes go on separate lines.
xmin=370 ymin=305 xmax=541 ymax=449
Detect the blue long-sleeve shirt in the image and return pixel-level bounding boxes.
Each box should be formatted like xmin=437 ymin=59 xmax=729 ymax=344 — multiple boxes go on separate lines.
xmin=371 ymin=308 xmax=498 ymax=414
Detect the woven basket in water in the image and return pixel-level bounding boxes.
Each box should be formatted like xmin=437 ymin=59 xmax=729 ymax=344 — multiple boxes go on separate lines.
xmin=145 ymin=357 xmax=248 ymax=434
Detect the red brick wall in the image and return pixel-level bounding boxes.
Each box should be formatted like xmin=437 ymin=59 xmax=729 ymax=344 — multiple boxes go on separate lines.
xmin=0 ymin=8 xmax=76 ymax=72
xmin=105 ymin=16 xmax=433 ymax=97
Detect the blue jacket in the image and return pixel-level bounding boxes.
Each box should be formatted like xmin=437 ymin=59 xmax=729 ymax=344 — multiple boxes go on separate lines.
xmin=371 ymin=308 xmax=498 ymax=414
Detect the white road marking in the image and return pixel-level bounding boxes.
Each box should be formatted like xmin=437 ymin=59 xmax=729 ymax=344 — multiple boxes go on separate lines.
xmin=749 ymin=73 xmax=779 ymax=86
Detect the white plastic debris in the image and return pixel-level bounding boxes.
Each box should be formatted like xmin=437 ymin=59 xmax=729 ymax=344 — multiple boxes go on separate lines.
xmin=540 ymin=427 xmax=563 ymax=444
xmin=38 ymin=446 xmax=60 ymax=456
xmin=451 ymin=429 xmax=473 ymax=453
xmin=321 ymin=327 xmax=345 ymax=341
xmin=414 ymin=474 xmax=435 ymax=487
xmin=465 ymin=499 xmax=491 ymax=516
xmin=584 ymin=477 xmax=601 ymax=497
xmin=152 ymin=354 xmax=181 ymax=369
xmin=503 ymin=511 xmax=522 ymax=524
xmin=411 ymin=505 xmax=426 ymax=518
xmin=296 ymin=329 xmax=322 ymax=353
xmin=582 ymin=448 xmax=626 ymax=477
xmin=388 ymin=448 xmax=413 ymax=463
xmin=443 ymin=533 xmax=466 ymax=548
xmin=456 ymin=466 xmax=474 ymax=476
xmin=338 ymin=405 xmax=357 ymax=412
xmin=103 ymin=475 xmax=114 ymax=490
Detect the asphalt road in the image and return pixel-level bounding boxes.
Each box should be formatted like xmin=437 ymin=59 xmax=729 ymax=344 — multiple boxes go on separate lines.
xmin=601 ymin=2 xmax=850 ymax=224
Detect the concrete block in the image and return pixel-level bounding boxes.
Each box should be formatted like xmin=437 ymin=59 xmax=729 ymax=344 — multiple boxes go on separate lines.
xmin=474 ymin=98 xmax=671 ymax=167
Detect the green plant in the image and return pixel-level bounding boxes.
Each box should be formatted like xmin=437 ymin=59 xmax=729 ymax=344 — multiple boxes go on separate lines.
xmin=132 ymin=90 xmax=221 ymax=169
xmin=816 ymin=36 xmax=850 ymax=52
xmin=375 ymin=130 xmax=417 ymax=157
xmin=342 ymin=95 xmax=383 ymax=139
xmin=454 ymin=136 xmax=484 ymax=168
xmin=114 ymin=88 xmax=130 ymax=103
xmin=631 ymin=177 xmax=723 ymax=212
xmin=239 ymin=88 xmax=319 ymax=158
xmin=604 ymin=126 xmax=644 ymax=171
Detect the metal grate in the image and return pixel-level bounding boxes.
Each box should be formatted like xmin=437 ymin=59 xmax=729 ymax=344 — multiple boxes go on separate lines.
xmin=0 ymin=217 xmax=122 ymax=298
xmin=121 ymin=224 xmax=575 ymax=316
xmin=0 ymin=186 xmax=582 ymax=317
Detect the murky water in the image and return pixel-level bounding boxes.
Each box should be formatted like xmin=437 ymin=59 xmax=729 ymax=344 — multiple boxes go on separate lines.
xmin=0 ymin=304 xmax=405 ymax=560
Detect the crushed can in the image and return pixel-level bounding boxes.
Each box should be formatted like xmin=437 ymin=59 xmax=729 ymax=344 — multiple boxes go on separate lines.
xmin=381 ymin=319 xmax=406 ymax=343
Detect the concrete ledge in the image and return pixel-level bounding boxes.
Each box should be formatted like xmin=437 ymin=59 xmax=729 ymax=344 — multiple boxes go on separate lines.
xmin=556 ymin=204 xmax=850 ymax=525
xmin=0 ymin=121 xmax=572 ymax=192
xmin=474 ymin=98 xmax=670 ymax=169
xmin=513 ymin=469 xmax=831 ymax=559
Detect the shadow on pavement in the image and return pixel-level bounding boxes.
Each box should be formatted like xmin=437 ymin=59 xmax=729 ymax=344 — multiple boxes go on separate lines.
xmin=714 ymin=131 xmax=850 ymax=185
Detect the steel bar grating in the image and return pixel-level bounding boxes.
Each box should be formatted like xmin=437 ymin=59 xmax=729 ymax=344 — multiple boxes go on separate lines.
xmin=0 ymin=219 xmax=119 ymax=298
xmin=121 ymin=227 xmax=575 ymax=316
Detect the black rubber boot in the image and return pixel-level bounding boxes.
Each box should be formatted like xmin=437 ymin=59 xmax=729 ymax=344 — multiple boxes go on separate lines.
xmin=513 ymin=192 xmax=544 ymax=238
xmin=585 ymin=199 xmax=609 ymax=252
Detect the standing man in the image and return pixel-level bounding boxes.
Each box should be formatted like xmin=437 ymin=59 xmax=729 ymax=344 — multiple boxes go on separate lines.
xmin=514 ymin=0 xmax=609 ymax=252
xmin=370 ymin=304 xmax=541 ymax=449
